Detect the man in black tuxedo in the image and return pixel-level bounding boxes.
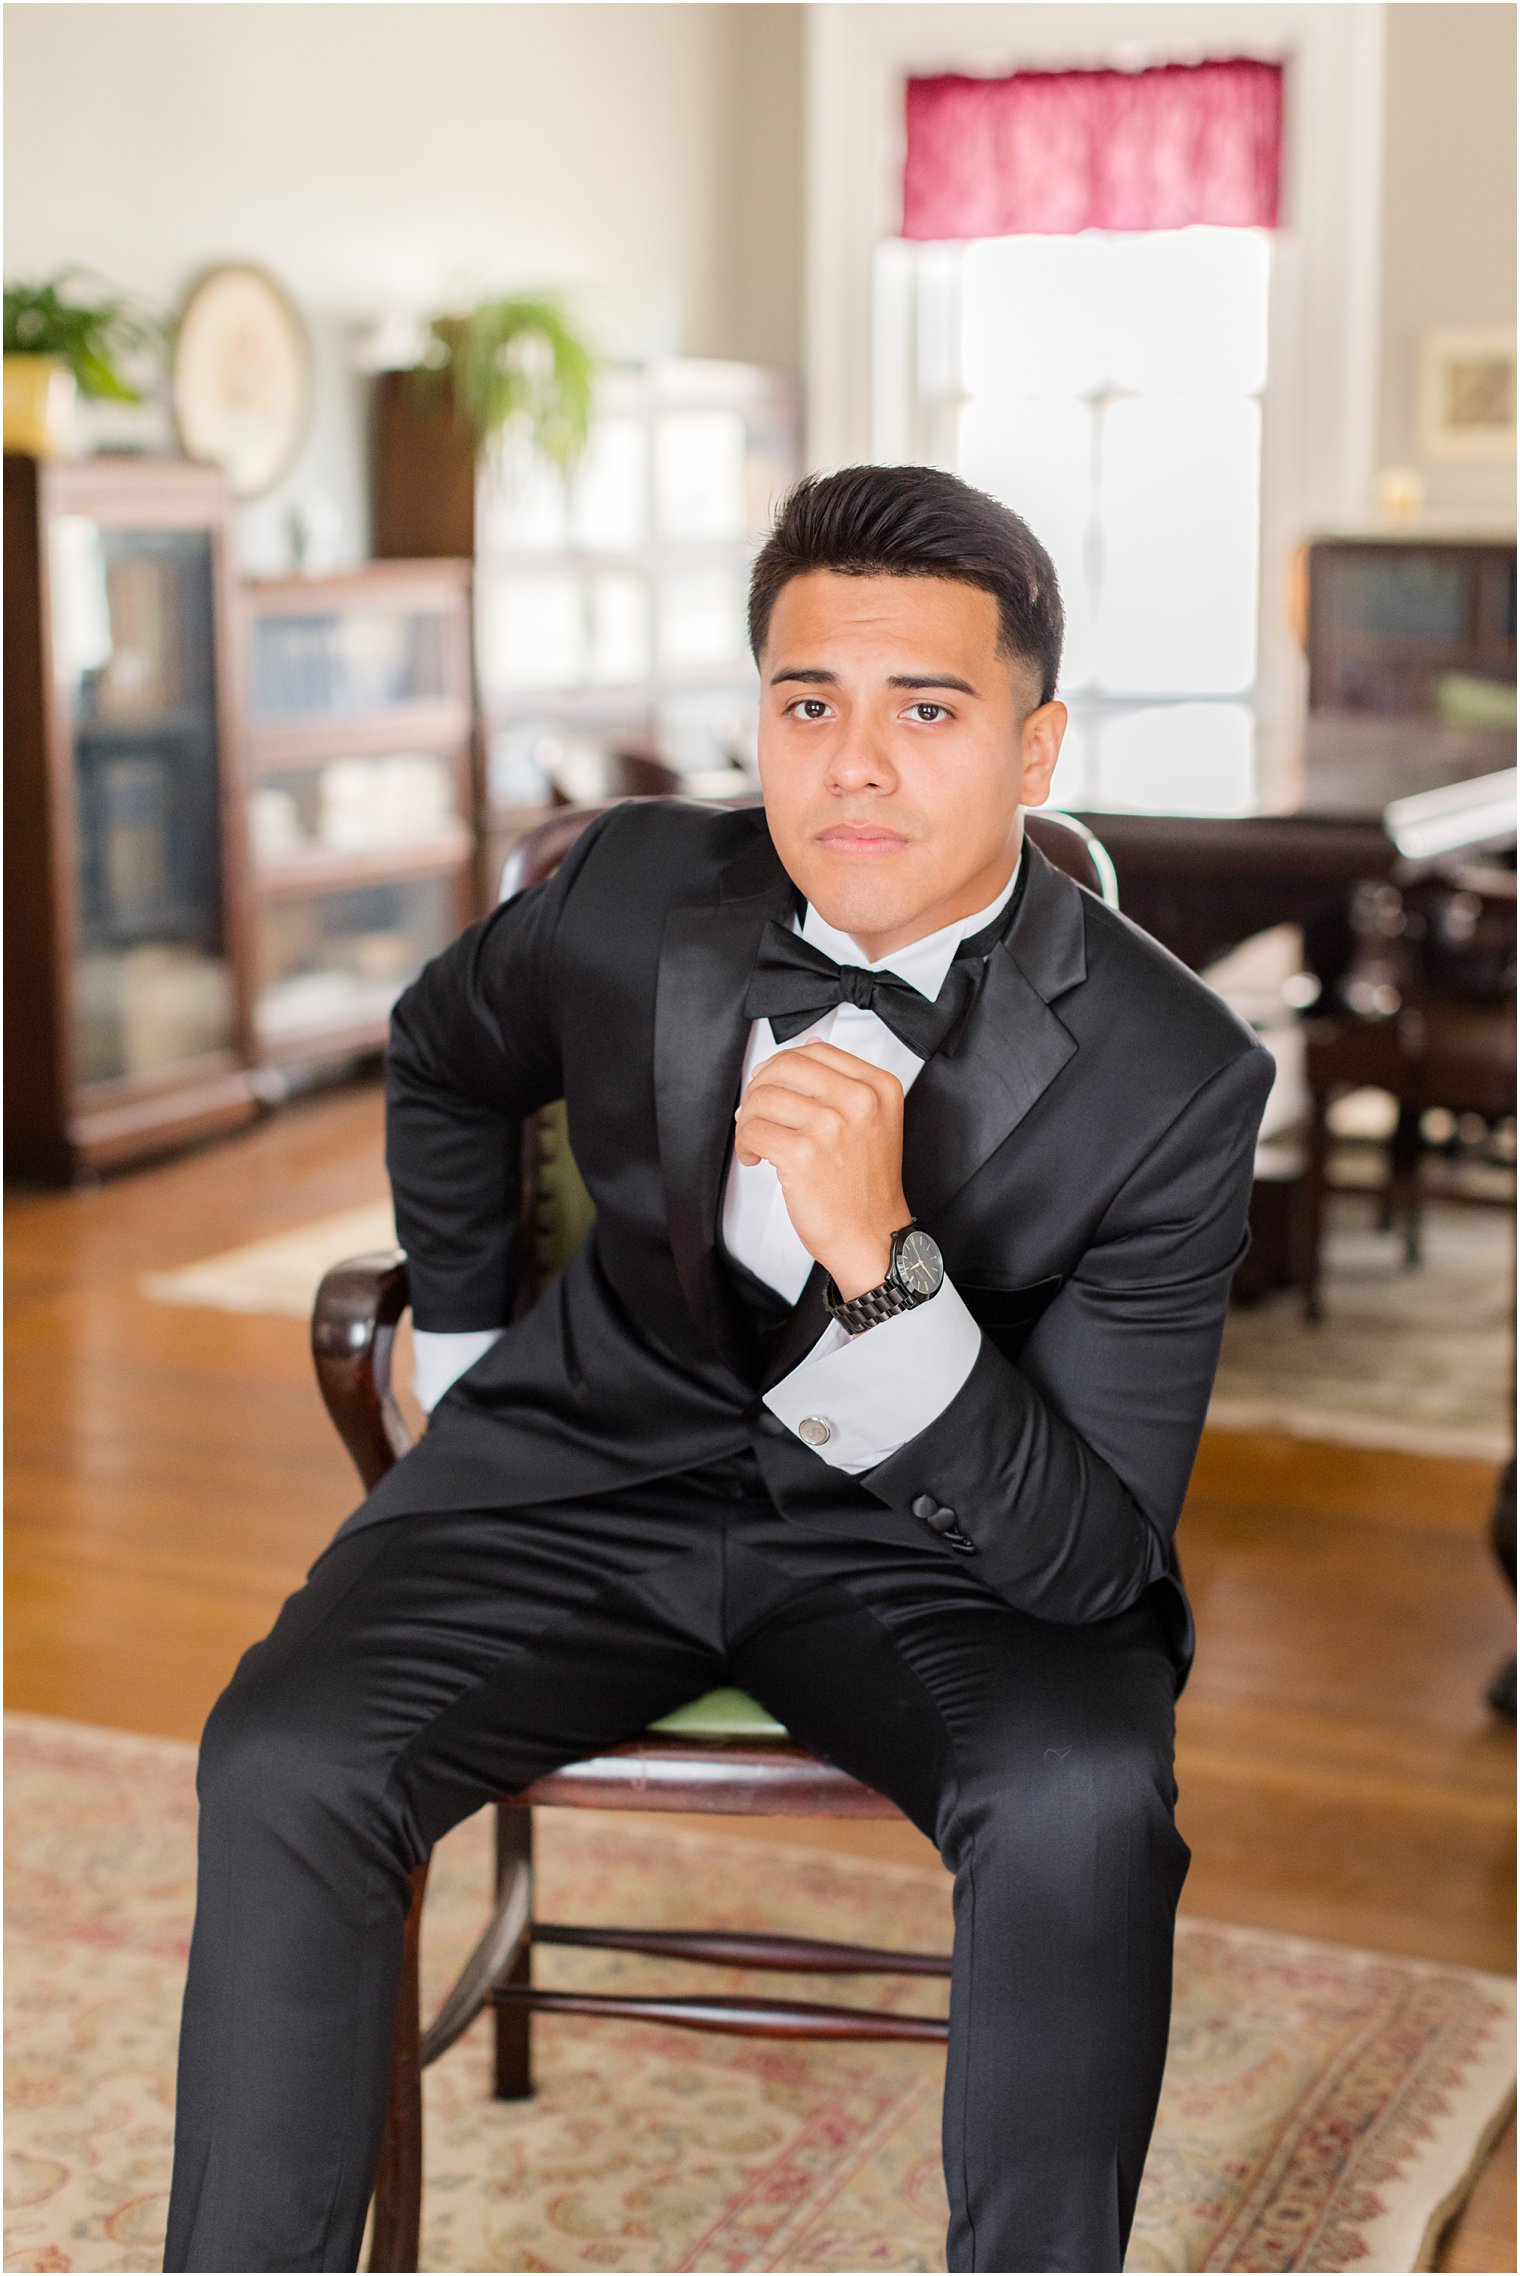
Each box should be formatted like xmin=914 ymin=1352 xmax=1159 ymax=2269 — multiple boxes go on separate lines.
xmin=166 ymin=465 xmax=1274 ymax=2273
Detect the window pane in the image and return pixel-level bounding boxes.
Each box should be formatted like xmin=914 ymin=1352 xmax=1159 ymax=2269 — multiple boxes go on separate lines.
xmin=1095 ymin=398 xmax=1260 ymax=694
xmin=1105 ymin=228 xmax=1270 ymax=396
xmin=586 ymin=572 xmax=652 ymax=686
xmin=960 ymin=235 xmax=1110 ymax=396
xmin=477 ymin=569 xmax=585 ymax=694
xmin=957 ymin=397 xmax=1096 ymax=690
xmin=656 ymin=564 xmax=749 ymax=673
xmin=654 ymin=410 xmax=748 ymax=542
xmin=569 ymin=415 xmax=648 ymax=551
xmin=1094 ymin=702 xmax=1257 ymax=814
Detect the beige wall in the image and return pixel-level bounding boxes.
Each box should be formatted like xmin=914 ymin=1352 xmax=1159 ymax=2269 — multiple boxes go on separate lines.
xmin=2 ymin=3 xmax=806 ymax=568
xmin=716 ymin=5 xmax=806 ymax=372
xmin=1377 ymin=2 xmax=1517 ymax=523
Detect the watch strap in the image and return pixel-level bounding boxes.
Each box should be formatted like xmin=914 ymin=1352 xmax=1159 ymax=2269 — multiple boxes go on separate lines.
xmin=822 ymin=1271 xmax=924 ymax=1335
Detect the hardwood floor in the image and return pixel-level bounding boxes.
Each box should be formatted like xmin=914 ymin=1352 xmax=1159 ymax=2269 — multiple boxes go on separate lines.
xmin=6 ymin=1078 xmax=1515 ymax=2270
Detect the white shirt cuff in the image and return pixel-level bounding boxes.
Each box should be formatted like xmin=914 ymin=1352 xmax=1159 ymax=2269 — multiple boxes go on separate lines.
xmin=761 ymin=1276 xmax=983 ymax=1474
xmin=411 ymin=1326 xmax=506 ymax=1413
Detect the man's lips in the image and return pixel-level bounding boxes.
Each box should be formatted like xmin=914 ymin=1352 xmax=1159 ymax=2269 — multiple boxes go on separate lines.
xmin=813 ymin=824 xmax=912 ymax=854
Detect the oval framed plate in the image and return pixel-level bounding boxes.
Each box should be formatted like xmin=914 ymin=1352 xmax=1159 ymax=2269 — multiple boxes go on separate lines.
xmin=173 ymin=263 xmax=311 ymax=498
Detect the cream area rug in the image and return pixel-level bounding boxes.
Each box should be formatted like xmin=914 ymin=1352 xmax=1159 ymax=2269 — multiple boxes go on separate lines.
xmin=140 ymin=1189 xmax=1512 ymax=1460
xmin=5 ymin=1715 xmax=1514 ymax=2274
xmin=140 ymin=1200 xmax=398 ymax=1317
xmin=1209 ymin=1190 xmax=1513 ymax=1461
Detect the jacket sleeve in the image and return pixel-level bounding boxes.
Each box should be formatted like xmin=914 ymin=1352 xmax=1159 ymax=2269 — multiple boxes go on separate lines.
xmin=860 ymin=1041 xmax=1276 ymax=1624
xmin=384 ymin=807 xmax=620 ymax=1333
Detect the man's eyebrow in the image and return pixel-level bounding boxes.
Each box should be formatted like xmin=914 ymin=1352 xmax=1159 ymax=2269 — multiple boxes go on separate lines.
xmin=888 ymin=673 xmax=980 ymax=696
xmin=767 ymin=666 xmax=982 ymax=696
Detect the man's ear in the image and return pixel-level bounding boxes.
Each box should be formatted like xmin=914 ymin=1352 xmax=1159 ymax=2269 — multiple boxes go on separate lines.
xmin=1017 ymin=700 xmax=1067 ymax=808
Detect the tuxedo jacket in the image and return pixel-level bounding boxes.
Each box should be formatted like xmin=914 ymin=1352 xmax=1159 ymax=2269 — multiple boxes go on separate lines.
xmin=344 ymin=798 xmax=1275 ymax=1685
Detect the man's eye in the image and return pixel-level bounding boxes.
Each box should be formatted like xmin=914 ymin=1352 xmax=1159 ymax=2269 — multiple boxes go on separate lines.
xmin=789 ymin=699 xmax=831 ymax=721
xmin=908 ymin=702 xmax=949 ymax=724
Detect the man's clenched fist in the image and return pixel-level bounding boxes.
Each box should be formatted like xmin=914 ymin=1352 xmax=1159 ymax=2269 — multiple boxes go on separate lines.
xmin=734 ymin=1040 xmax=911 ymax=1300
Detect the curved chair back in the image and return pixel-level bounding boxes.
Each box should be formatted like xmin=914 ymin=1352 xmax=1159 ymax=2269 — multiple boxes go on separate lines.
xmin=507 ymin=800 xmax=1119 ymax=1312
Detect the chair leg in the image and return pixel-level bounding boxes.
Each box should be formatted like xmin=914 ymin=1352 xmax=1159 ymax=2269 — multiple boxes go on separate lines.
xmin=369 ymin=1860 xmax=428 ymax=2274
xmin=494 ymin=1805 xmax=535 ymax=2101
xmin=1301 ymin=1085 xmax=1332 ymax=1322
xmin=1389 ymin=1101 xmax=1424 ymax=1265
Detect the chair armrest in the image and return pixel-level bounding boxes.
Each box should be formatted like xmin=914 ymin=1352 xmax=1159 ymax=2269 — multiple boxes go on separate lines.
xmin=311 ymin=1250 xmax=414 ymax=1491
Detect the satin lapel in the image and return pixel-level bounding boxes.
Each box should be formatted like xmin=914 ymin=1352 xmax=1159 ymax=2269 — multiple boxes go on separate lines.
xmin=653 ymin=826 xmax=795 ymax=1372
xmin=903 ymin=842 xmax=1090 ymax=1225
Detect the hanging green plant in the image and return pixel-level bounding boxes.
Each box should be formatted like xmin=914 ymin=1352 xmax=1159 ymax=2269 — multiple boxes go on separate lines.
xmin=3 ymin=268 xmax=166 ymax=402
xmin=412 ymin=292 xmax=598 ymax=472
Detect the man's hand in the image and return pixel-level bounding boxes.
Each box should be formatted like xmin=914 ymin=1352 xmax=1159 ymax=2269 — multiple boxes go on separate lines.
xmin=734 ymin=1040 xmax=910 ymax=1299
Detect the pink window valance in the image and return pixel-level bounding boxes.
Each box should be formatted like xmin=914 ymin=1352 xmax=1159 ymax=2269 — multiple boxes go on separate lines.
xmin=902 ymin=57 xmax=1284 ymax=240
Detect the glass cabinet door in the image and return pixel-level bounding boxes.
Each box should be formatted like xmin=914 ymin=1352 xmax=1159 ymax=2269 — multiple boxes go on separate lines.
xmin=248 ymin=753 xmax=465 ymax=868
xmin=49 ymin=517 xmax=235 ymax=1088
xmin=248 ymin=604 xmax=452 ymax=723
xmin=253 ymin=876 xmax=456 ymax=1047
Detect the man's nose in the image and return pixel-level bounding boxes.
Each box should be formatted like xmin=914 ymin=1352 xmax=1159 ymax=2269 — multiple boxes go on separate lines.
xmin=823 ymin=728 xmax=897 ymax=795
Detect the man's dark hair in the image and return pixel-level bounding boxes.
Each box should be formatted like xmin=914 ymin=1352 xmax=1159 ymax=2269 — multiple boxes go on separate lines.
xmin=747 ymin=463 xmax=1065 ymax=707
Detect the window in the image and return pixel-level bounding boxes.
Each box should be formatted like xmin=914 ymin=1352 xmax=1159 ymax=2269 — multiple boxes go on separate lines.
xmin=899 ymin=224 xmax=1273 ymax=813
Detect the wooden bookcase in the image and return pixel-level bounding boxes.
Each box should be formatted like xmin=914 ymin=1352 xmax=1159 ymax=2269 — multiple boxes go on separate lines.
xmin=239 ymin=561 xmax=478 ymax=1077
xmin=373 ymin=357 xmax=801 ymax=892
xmin=4 ymin=454 xmax=258 ymax=1180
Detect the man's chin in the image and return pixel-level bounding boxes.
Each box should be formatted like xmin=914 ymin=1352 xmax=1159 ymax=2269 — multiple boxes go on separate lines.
xmin=801 ymin=875 xmax=928 ymax=945
xmin=779 ymin=836 xmax=940 ymax=943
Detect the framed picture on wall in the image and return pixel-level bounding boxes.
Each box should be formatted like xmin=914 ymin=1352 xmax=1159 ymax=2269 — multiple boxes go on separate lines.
xmin=1417 ymin=327 xmax=1517 ymax=465
xmin=172 ymin=263 xmax=312 ymax=497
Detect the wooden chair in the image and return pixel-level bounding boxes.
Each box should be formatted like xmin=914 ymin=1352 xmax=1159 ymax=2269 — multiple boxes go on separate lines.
xmin=311 ymin=805 xmax=1119 ymax=2270
xmin=1298 ymin=862 xmax=1516 ymax=1318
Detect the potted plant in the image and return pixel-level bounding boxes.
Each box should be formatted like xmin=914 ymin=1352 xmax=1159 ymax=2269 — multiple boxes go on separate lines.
xmin=4 ymin=268 xmax=165 ymax=456
xmin=411 ymin=291 xmax=598 ymax=474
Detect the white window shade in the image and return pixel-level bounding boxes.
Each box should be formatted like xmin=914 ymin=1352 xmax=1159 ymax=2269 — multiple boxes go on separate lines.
xmin=1096 ymin=397 xmax=1262 ymax=695
xmin=958 ymin=397 xmax=1096 ymax=690
xmin=1103 ymin=229 xmax=1270 ymax=395
xmin=950 ymin=226 xmax=1271 ymax=707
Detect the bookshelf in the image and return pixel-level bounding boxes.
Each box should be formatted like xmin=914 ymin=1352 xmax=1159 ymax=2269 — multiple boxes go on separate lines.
xmin=239 ymin=562 xmax=478 ymax=1075
xmin=4 ymin=454 xmax=257 ymax=1180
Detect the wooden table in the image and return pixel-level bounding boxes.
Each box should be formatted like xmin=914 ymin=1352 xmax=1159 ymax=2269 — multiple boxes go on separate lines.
xmin=1071 ymin=715 xmax=1516 ymax=982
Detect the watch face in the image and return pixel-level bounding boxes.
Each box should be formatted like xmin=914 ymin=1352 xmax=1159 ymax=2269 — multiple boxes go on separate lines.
xmin=894 ymin=1228 xmax=943 ymax=1297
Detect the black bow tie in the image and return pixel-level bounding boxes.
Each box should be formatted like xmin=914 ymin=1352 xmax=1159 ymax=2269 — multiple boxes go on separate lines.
xmin=744 ymin=922 xmax=979 ymax=1060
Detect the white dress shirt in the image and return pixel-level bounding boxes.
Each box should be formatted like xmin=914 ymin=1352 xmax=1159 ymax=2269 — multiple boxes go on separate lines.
xmin=412 ymin=856 xmax=1021 ymax=1476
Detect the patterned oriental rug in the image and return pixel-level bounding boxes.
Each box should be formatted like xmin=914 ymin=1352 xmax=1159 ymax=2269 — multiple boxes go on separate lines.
xmin=5 ymin=1716 xmax=1513 ymax=2274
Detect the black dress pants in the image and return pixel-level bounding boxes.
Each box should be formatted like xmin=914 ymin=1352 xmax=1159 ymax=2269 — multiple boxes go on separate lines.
xmin=163 ymin=1449 xmax=1188 ymax=2274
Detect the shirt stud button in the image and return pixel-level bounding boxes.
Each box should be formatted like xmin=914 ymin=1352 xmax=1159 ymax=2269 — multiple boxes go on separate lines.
xmin=799 ymin=1415 xmax=833 ymax=1447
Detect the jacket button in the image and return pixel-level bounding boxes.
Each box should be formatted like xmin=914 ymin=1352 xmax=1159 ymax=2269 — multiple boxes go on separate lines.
xmin=925 ymin=1504 xmax=960 ymax=1534
xmin=912 ymin=1494 xmax=938 ymax=1520
xmin=799 ymin=1416 xmax=832 ymax=1447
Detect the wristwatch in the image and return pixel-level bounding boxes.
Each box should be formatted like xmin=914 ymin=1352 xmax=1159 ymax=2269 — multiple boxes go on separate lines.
xmin=823 ymin=1223 xmax=944 ymax=1335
